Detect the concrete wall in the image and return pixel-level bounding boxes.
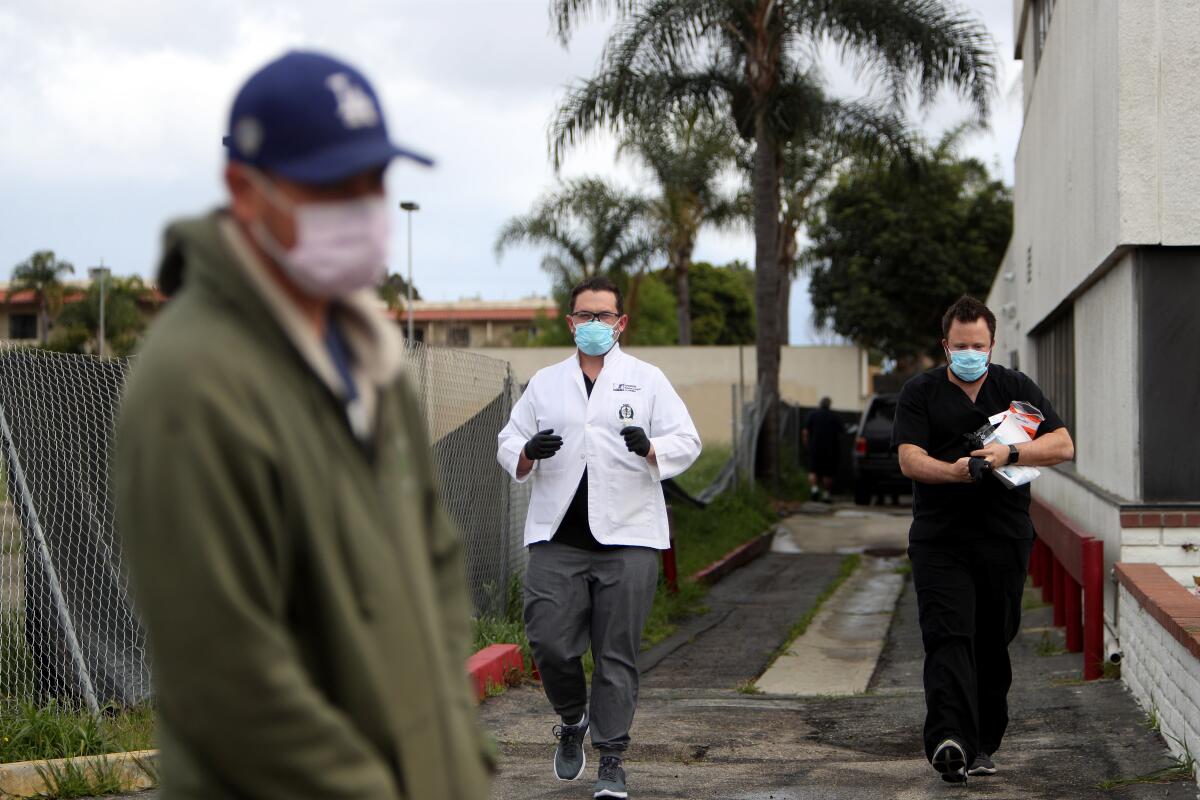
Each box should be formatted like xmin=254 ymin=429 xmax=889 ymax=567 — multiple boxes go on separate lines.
xmin=1072 ymin=254 xmax=1140 ymax=499
xmin=487 ymin=345 xmax=870 ymax=445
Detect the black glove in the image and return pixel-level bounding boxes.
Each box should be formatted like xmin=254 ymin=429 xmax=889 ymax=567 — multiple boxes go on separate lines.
xmin=524 ymin=429 xmax=563 ymax=460
xmin=620 ymin=426 xmax=651 ymax=458
xmin=968 ymin=456 xmax=991 ymax=483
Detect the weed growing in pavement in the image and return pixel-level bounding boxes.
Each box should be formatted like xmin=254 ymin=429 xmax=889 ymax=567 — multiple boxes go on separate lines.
xmin=1101 ymin=660 xmax=1122 ymax=680
xmin=735 ymin=680 xmax=763 ymax=695
xmin=1143 ymin=702 xmax=1161 ymax=733
xmin=1097 ymin=745 xmax=1195 ymax=790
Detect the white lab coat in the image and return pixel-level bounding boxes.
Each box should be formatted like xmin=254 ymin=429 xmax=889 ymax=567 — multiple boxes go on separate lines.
xmin=497 ymin=344 xmax=702 ymax=550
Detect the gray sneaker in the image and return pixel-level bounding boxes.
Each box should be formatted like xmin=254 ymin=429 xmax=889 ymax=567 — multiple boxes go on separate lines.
xmin=593 ymin=755 xmax=628 ymax=798
xmin=968 ymin=752 xmax=996 ymax=776
xmin=552 ymin=713 xmax=589 ymax=781
xmin=931 ymin=738 xmax=967 ymax=784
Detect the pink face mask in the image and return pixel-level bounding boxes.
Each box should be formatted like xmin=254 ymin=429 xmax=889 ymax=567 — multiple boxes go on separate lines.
xmin=247 ymin=171 xmax=391 ymax=299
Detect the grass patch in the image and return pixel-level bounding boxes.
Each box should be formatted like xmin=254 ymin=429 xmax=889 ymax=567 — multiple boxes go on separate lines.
xmin=0 ymin=701 xmax=155 ymax=764
xmin=670 ymin=487 xmax=776 ymax=579
xmin=1 ymin=610 xmax=34 ymax=699
xmin=1022 ymin=591 xmax=1050 ymax=612
xmin=766 ymin=553 xmax=862 ymax=669
xmin=1034 ymin=631 xmax=1067 ymax=657
xmin=1102 ymin=660 xmax=1121 ymax=680
xmin=642 ymin=581 xmax=707 ymax=650
xmin=673 ymin=445 xmax=731 ymax=497
xmin=33 ymin=756 xmax=128 ymax=798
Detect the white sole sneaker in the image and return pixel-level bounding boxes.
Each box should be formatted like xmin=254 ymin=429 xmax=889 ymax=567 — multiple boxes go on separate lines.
xmin=554 ymin=748 xmax=587 ymax=782
xmin=931 ymin=739 xmax=967 ymax=784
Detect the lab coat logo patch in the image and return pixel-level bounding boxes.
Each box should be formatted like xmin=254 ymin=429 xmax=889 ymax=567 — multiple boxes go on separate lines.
xmin=618 ymin=404 xmax=635 ymax=421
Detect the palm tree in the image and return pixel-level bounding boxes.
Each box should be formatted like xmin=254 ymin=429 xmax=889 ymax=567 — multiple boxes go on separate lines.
xmin=550 ymin=0 xmax=995 ymax=484
xmin=495 ymin=175 xmax=656 ymax=293
xmin=618 ymin=107 xmax=740 ymax=345
xmin=9 ymin=250 xmax=76 ymax=345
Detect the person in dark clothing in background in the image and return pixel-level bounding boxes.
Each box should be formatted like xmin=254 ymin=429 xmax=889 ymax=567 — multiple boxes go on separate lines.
xmin=892 ymin=296 xmax=1074 ymax=785
xmin=803 ymin=397 xmax=843 ymax=503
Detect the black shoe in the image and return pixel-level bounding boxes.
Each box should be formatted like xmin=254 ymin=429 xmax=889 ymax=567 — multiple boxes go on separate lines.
xmin=968 ymin=752 xmax=996 ymax=776
xmin=552 ymin=712 xmax=589 ymax=781
xmin=931 ymin=738 xmax=967 ymax=783
xmin=593 ymin=755 xmax=628 ymax=798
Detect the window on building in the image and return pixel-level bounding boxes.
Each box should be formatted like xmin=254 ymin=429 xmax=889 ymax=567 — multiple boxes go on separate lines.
xmin=1033 ymin=0 xmax=1056 ymax=72
xmin=9 ymin=314 xmax=37 ymax=341
xmin=448 ymin=326 xmax=470 ymax=348
xmin=1034 ymin=307 xmax=1074 ymax=436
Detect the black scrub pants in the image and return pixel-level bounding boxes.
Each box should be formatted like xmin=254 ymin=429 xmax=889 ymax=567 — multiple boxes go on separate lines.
xmin=908 ymin=534 xmax=1033 ymax=765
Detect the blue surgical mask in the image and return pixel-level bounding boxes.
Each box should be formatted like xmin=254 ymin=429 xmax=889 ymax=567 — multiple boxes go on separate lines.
xmin=948 ymin=349 xmax=989 ymax=382
xmin=574 ymin=320 xmax=618 ymax=356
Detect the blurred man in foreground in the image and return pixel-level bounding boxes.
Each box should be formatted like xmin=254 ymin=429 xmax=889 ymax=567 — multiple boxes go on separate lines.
xmin=116 ymin=51 xmax=491 ymax=799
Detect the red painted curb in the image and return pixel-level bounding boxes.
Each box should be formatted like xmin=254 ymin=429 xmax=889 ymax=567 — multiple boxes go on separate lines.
xmin=691 ymin=532 xmax=774 ymax=585
xmin=467 ymin=643 xmax=524 ymax=702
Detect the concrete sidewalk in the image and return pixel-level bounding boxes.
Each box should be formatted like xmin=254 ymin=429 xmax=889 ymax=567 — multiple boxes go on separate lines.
xmin=482 ymin=507 xmax=1196 ymax=799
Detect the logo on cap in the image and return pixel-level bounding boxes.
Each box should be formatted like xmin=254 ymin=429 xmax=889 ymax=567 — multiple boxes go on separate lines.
xmin=234 ymin=117 xmax=264 ymax=157
xmin=325 ymin=73 xmax=380 ymax=129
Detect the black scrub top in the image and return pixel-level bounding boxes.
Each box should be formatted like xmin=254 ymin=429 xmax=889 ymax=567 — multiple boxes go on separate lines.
xmin=891 ymin=363 xmax=1065 ymax=541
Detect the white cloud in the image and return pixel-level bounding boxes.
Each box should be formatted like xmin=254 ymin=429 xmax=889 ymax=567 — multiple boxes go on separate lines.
xmin=0 ymin=0 xmax=1022 ymax=340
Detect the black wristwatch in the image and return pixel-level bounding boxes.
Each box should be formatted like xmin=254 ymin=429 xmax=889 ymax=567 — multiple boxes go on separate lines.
xmin=1007 ymin=444 xmax=1020 ymax=465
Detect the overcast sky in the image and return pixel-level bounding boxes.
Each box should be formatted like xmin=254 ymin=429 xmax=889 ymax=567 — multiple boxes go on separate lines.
xmin=0 ymin=0 xmax=1022 ymax=344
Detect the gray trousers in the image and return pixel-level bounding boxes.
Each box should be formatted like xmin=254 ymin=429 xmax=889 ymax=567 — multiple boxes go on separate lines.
xmin=524 ymin=542 xmax=659 ymax=754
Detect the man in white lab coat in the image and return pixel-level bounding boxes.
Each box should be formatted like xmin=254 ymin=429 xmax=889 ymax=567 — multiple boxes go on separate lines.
xmin=497 ymin=276 xmax=701 ymax=800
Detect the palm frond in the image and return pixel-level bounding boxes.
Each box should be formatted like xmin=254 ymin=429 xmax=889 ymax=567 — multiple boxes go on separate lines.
xmin=792 ymin=0 xmax=997 ymax=118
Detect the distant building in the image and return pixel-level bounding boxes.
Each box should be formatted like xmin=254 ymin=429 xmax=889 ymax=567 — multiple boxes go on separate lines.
xmin=0 ymin=281 xmax=164 ymax=344
xmin=393 ymin=297 xmax=558 ymax=347
xmin=989 ymin=2 xmax=1200 ymax=605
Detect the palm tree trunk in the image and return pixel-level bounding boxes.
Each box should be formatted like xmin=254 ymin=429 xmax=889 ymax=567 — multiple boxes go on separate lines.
xmin=673 ymin=245 xmax=693 ymax=346
xmin=752 ymin=113 xmax=782 ymax=487
xmin=776 ymin=221 xmax=798 ymax=346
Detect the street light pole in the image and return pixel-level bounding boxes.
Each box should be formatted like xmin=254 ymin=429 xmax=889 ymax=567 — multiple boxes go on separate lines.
xmin=399 ymin=201 xmax=420 ymax=343
xmin=88 ymin=262 xmax=111 ymax=359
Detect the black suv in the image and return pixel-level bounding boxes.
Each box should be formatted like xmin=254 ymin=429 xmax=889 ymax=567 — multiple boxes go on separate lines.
xmin=851 ymin=393 xmax=909 ymax=505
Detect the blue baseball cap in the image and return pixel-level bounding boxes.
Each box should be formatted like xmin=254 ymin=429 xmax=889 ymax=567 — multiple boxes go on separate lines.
xmin=223 ymin=50 xmax=433 ymax=184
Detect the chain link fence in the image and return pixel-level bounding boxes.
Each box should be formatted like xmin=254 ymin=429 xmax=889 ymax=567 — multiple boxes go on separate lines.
xmin=0 ymin=342 xmax=528 ymax=711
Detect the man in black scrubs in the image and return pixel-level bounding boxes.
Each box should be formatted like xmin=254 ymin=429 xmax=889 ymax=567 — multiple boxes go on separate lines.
xmin=892 ymin=296 xmax=1075 ymax=784
xmin=803 ymin=397 xmax=843 ymax=503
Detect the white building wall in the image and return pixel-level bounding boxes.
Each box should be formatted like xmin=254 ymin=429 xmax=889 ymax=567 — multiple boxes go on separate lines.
xmin=1007 ymin=0 xmax=1121 ymax=331
xmin=1117 ymin=582 xmax=1200 ymax=796
xmin=1071 ymin=254 xmax=1140 ymax=499
xmin=1122 ymin=0 xmax=1200 ymax=246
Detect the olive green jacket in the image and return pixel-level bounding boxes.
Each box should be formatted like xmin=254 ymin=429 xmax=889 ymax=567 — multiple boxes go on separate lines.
xmin=116 ymin=211 xmax=491 ymax=799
